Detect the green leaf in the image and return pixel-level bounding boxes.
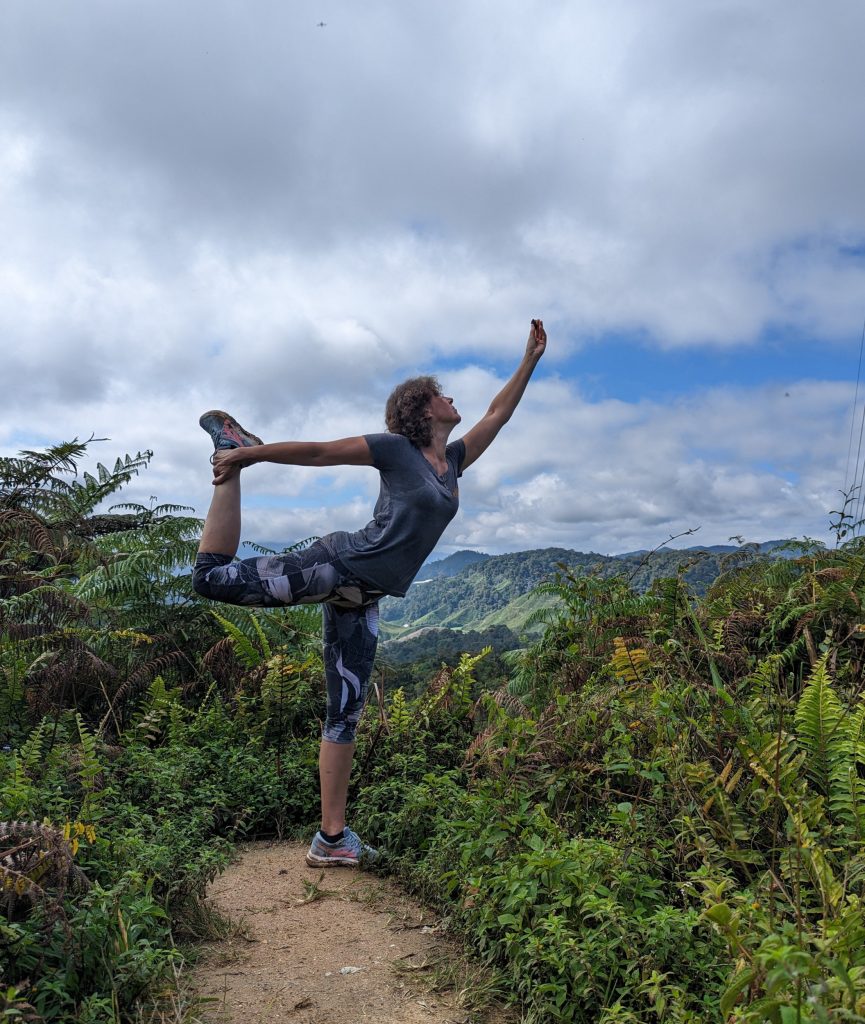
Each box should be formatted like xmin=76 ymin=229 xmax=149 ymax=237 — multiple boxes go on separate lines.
xmin=720 ymin=966 xmax=757 ymax=1015
xmin=703 ymin=903 xmax=733 ymax=926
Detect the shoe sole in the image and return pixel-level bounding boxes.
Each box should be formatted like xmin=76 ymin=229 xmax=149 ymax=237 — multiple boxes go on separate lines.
xmin=305 ymin=852 xmax=360 ymax=868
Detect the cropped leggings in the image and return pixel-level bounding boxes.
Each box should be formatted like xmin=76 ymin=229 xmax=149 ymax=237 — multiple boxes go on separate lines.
xmin=192 ymin=541 xmax=383 ymax=744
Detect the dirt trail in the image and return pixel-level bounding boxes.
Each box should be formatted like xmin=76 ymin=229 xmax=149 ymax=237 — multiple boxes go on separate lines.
xmin=193 ymin=841 xmax=512 ymax=1024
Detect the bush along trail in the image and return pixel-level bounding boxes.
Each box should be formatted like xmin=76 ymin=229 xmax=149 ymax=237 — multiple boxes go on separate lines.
xmin=3 ymin=441 xmax=865 ymax=1021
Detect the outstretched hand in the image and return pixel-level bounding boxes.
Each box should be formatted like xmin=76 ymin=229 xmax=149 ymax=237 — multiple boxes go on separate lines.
xmin=526 ymin=319 xmax=547 ymax=362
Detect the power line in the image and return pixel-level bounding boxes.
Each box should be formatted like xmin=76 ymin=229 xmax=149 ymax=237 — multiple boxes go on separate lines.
xmin=843 ymin=315 xmax=865 ymax=495
xmin=846 ymin=315 xmax=865 ymax=535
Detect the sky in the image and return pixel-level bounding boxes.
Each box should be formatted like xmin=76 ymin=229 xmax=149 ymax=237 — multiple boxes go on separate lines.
xmin=2 ymin=0 xmax=865 ymax=558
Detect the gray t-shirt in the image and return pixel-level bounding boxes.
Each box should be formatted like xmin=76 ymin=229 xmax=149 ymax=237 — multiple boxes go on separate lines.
xmin=329 ymin=432 xmax=466 ymax=597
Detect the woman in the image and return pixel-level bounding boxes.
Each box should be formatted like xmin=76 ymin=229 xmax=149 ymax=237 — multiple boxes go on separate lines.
xmin=193 ymin=319 xmax=547 ymax=867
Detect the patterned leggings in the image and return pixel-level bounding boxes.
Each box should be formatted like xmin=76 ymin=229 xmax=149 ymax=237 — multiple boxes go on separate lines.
xmin=192 ymin=540 xmax=383 ymax=744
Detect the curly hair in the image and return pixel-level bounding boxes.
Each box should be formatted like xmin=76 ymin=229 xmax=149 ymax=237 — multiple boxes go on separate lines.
xmin=385 ymin=375 xmax=441 ymax=448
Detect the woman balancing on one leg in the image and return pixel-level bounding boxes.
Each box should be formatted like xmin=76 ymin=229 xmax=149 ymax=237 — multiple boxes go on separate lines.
xmin=193 ymin=319 xmax=547 ymax=867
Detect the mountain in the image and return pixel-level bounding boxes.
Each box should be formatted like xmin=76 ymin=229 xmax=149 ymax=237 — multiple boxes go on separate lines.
xmin=617 ymin=539 xmax=807 ymax=558
xmin=235 ymin=536 xmax=813 ymax=651
xmin=379 ymin=542 xmax=811 ymax=642
xmin=380 ymin=547 xmax=611 ymax=636
xmin=414 ymin=549 xmax=490 ymax=580
xmin=381 ymin=623 xmax=520 ymax=665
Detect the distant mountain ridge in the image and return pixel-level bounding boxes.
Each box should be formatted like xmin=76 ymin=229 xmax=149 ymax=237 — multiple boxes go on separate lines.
xmin=235 ymin=537 xmax=808 ymax=647
xmin=414 ymin=549 xmax=490 ymax=579
xmin=616 ymin=539 xmax=803 ymax=558
xmin=379 ymin=540 xmax=808 ymax=641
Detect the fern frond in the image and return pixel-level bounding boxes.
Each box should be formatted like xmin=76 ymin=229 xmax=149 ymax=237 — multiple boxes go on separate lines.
xmin=212 ymin=611 xmax=265 ymax=669
xmin=250 ymin=613 xmax=272 ymax=662
xmin=794 ymin=655 xmax=845 ymax=796
xmin=388 ymin=687 xmax=411 ymax=737
xmin=106 ymin=650 xmax=185 ymax=731
xmin=610 ymin=637 xmax=650 ymax=683
xmin=17 ymin=719 xmax=47 ymax=775
xmin=75 ymin=713 xmax=105 ymax=821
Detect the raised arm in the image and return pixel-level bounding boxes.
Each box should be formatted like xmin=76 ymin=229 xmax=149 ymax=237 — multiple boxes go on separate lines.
xmin=212 ymin=436 xmax=372 ymax=485
xmin=460 ymin=319 xmax=546 ymax=470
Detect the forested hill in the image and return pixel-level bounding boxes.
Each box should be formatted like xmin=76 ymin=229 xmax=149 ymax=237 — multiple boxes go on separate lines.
xmin=413 ymin=548 xmax=490 ymax=579
xmin=380 ymin=543 xmax=791 ymax=637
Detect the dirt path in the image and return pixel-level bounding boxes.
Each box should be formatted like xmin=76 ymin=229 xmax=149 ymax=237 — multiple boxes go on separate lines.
xmin=193 ymin=841 xmax=513 ymax=1024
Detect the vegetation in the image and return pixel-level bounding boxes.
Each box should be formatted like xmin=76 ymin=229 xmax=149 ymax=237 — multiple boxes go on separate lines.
xmin=0 ymin=441 xmax=324 ymax=1021
xmin=3 ymin=439 xmax=865 ymax=1022
xmin=379 ymin=544 xmax=771 ymax=639
xmin=413 ymin=549 xmax=491 ymax=580
xmin=351 ymin=546 xmax=865 ymax=1022
xmin=379 ymin=624 xmax=519 ymax=698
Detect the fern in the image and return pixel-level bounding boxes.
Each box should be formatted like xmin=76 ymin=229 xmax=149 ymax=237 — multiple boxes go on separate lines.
xmin=124 ymin=674 xmax=183 ymax=745
xmin=794 ymin=656 xmax=865 ymax=841
xmin=0 ymin=720 xmax=50 ymax=819
xmin=0 ymin=754 xmax=36 ymax=819
xmin=211 ymin=609 xmax=274 ymax=669
xmin=212 ymin=611 xmax=265 ymax=668
xmin=794 ymin=655 xmax=845 ymax=796
xmin=610 ymin=637 xmax=650 ymax=683
xmin=261 ymin=655 xmax=316 ymax=774
xmin=685 ymin=758 xmax=760 ymax=866
xmin=452 ymin=647 xmax=490 ymax=712
xmin=388 ymin=687 xmax=411 ymax=737
xmin=424 ymin=648 xmax=490 ymax=720
xmin=743 ymin=732 xmax=809 ymax=820
xmin=250 ymin=614 xmax=272 ymax=662
xmin=75 ymin=713 xmax=104 ymax=822
xmin=0 ymin=820 xmax=88 ymax=918
xmin=777 ymin=807 xmax=845 ymax=916
xmin=17 ymin=718 xmax=47 ymax=776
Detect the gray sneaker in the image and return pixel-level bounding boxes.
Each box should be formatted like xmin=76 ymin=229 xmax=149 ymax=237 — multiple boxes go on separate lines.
xmin=199 ymin=410 xmax=263 ymax=452
xmin=306 ymin=828 xmax=379 ymax=868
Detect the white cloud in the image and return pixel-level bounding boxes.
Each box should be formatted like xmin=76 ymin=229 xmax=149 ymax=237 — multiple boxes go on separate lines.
xmin=7 ymin=372 xmax=841 ymax=558
xmin=1 ymin=0 xmax=862 ymax=558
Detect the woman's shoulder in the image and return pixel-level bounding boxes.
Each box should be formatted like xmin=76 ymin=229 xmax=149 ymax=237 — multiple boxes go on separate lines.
xmin=364 ymin=431 xmax=413 ymax=451
xmin=364 ymin=431 xmax=416 ymax=468
xmin=446 ymin=437 xmax=466 ymax=475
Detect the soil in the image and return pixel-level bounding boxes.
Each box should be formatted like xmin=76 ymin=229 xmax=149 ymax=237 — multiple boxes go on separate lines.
xmin=192 ymin=840 xmax=515 ymax=1024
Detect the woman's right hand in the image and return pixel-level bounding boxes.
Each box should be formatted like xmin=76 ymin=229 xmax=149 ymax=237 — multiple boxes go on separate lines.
xmin=526 ymin=319 xmax=547 ymax=362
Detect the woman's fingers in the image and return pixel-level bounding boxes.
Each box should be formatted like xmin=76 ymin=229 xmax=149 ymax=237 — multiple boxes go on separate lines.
xmin=212 ymin=450 xmax=240 ymax=485
xmin=527 ymin=318 xmax=546 ymax=357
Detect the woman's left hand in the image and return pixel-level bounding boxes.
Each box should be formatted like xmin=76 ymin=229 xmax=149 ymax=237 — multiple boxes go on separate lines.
xmin=212 ymin=448 xmax=243 ymax=485
xmin=526 ymin=318 xmax=547 ymax=362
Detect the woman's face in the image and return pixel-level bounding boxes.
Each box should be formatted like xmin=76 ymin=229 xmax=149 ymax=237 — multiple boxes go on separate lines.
xmin=426 ymin=392 xmax=461 ymax=426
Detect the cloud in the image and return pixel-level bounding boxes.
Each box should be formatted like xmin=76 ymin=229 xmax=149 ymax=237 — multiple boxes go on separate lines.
xmin=10 ymin=371 xmax=840 ymax=559
xmin=435 ymin=375 xmax=849 ymax=553
xmin=1 ymin=1 xmax=862 ymax=559
xmin=4 ymin=1 xmax=865 ymax=346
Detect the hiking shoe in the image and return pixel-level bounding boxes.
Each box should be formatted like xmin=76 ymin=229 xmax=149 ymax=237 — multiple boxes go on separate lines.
xmin=199 ymin=410 xmax=263 ymax=452
xmin=306 ymin=828 xmax=379 ymax=868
